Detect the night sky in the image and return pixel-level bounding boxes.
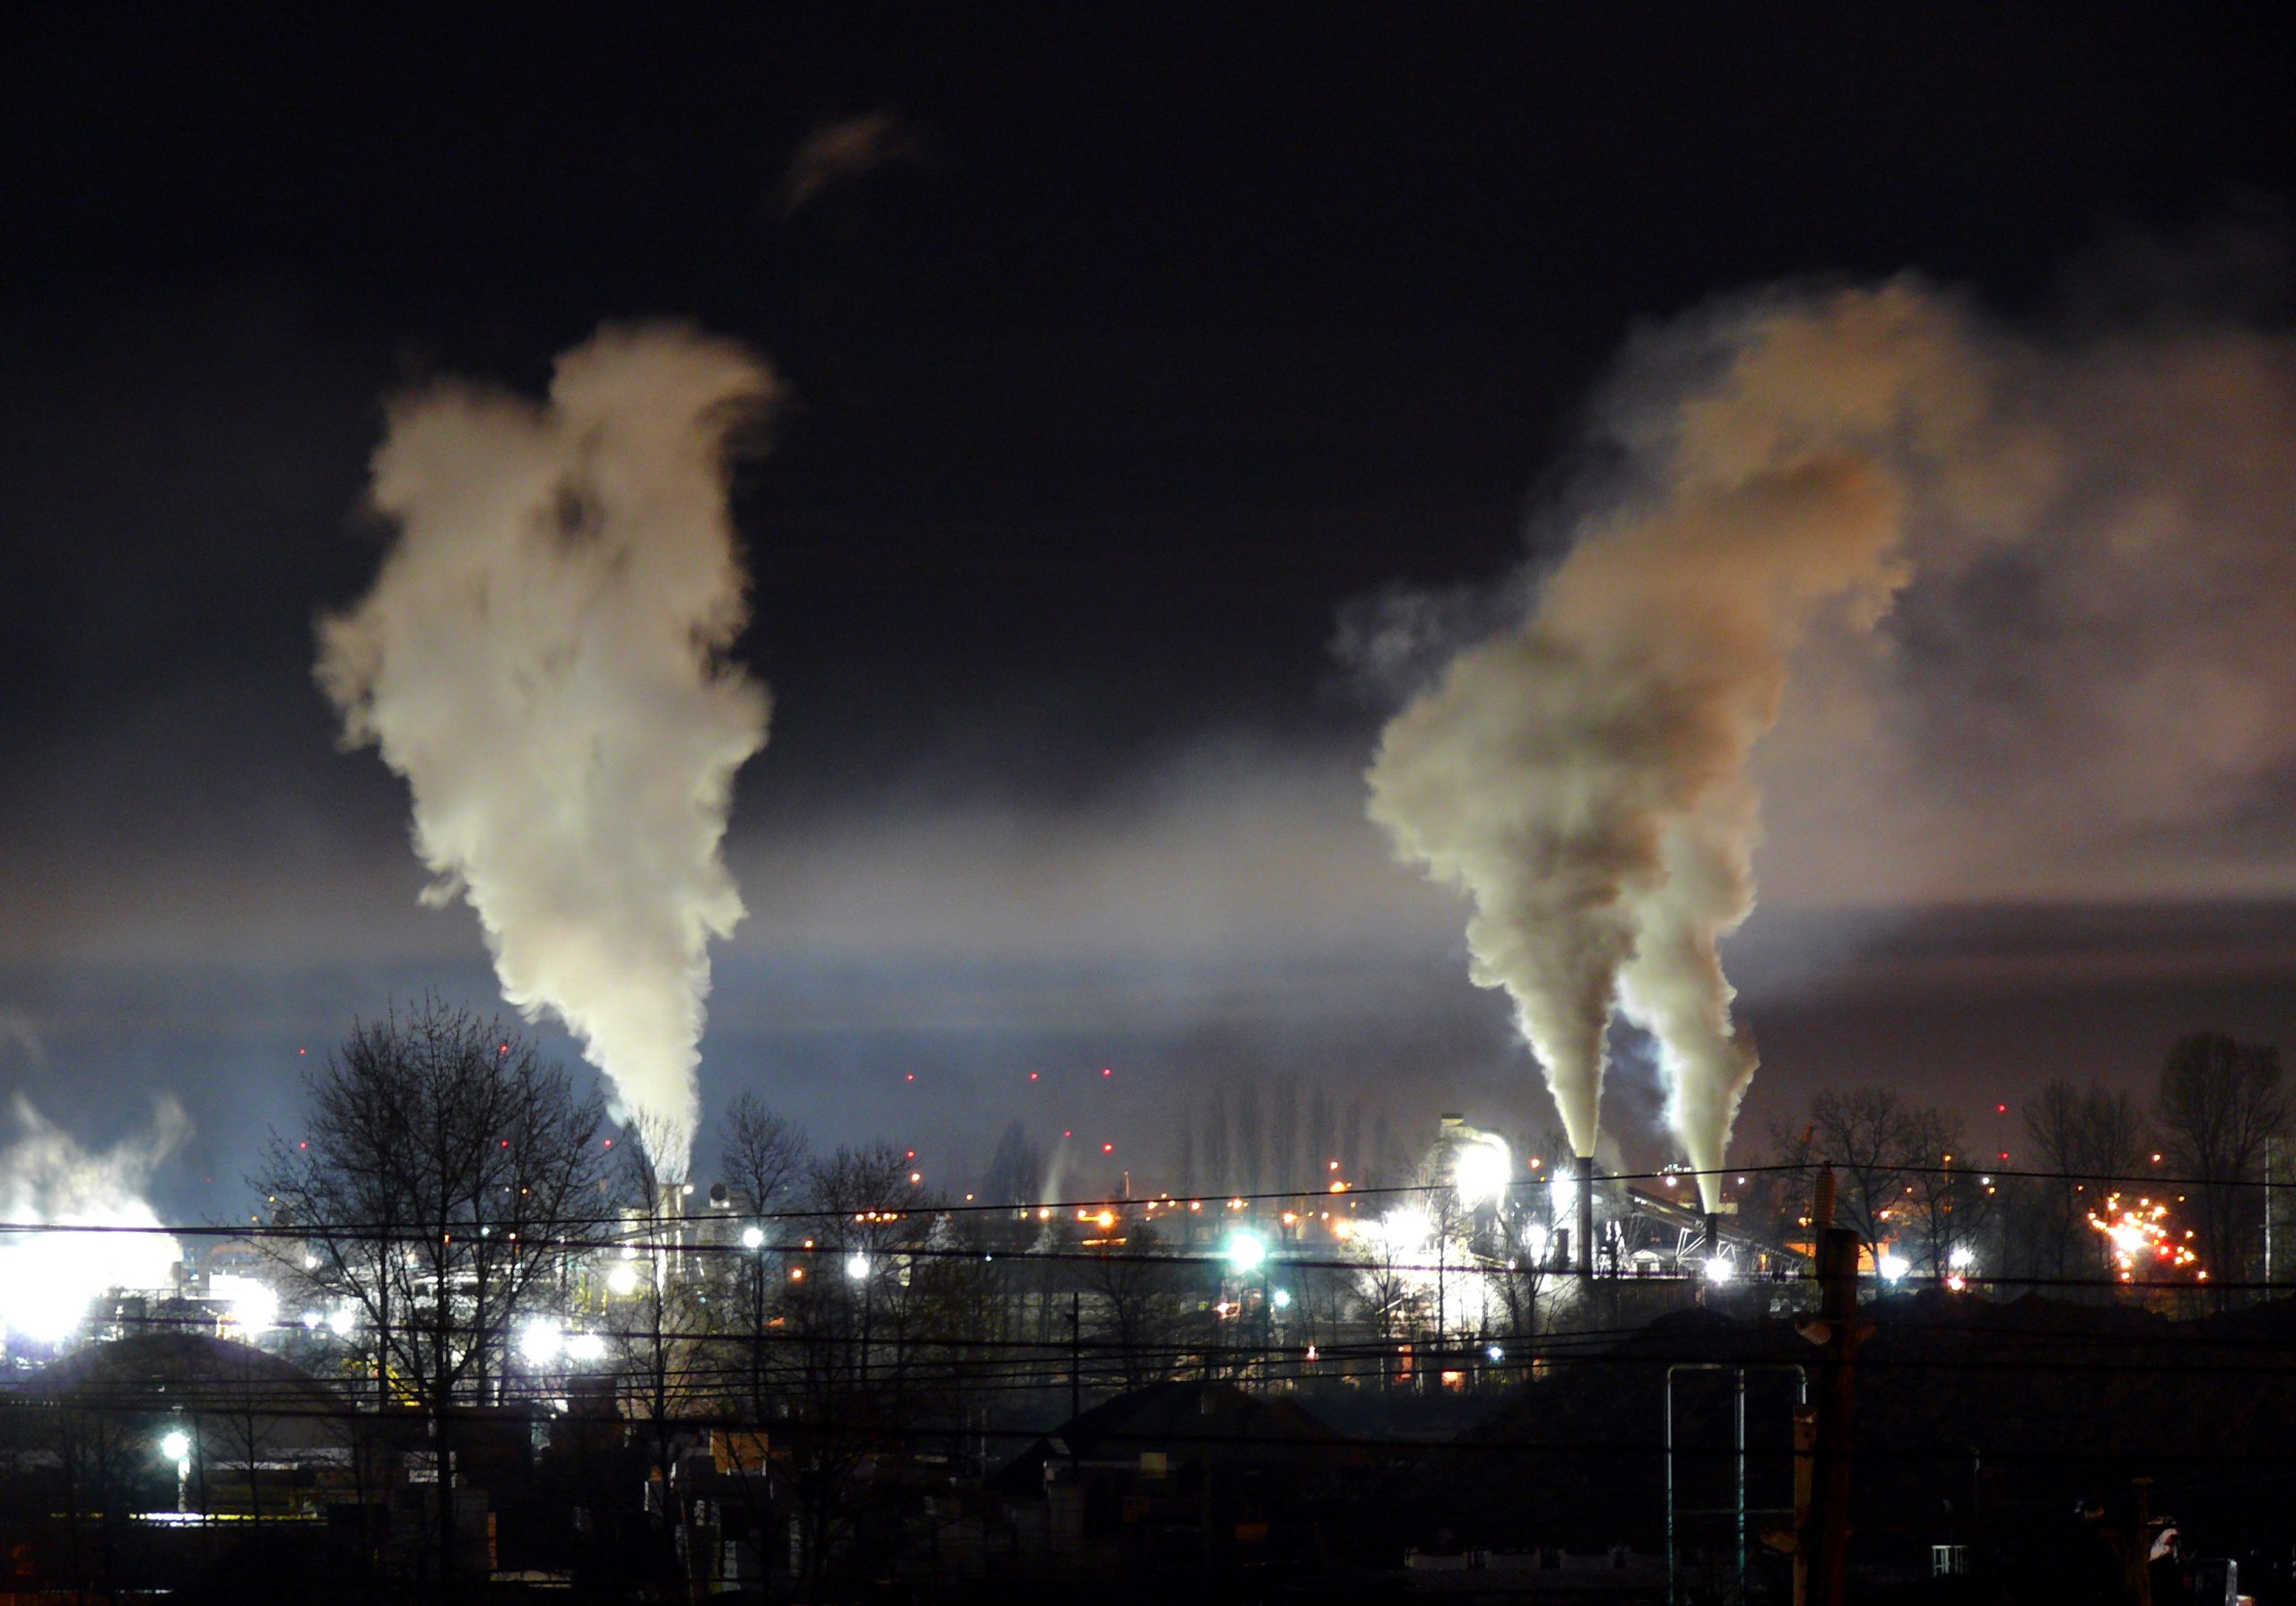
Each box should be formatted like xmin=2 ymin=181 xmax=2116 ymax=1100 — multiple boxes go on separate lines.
xmin=6 ymin=10 xmax=2296 ymax=1218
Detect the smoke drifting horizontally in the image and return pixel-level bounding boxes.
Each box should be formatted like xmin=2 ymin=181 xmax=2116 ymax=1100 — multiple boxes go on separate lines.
xmin=318 ymin=325 xmax=777 ymax=1176
xmin=1370 ymin=282 xmax=2013 ymax=1209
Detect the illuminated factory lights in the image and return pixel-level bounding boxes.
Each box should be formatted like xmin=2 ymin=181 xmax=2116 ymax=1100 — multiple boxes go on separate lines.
xmin=2088 ymin=1194 xmax=2203 ymax=1282
xmin=1222 ymin=1231 xmax=1267 ymax=1273
xmin=1450 ymin=1133 xmax=1510 ymax=1209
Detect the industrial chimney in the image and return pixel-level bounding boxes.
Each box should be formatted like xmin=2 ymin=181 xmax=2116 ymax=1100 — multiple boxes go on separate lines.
xmin=1577 ymin=1155 xmax=1596 ymax=1276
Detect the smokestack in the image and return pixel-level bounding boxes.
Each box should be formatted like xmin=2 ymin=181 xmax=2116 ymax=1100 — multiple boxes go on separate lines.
xmin=1576 ymin=1154 xmax=1596 ymax=1277
xmin=1704 ymin=1210 xmax=1722 ymax=1261
xmin=1364 ymin=287 xmax=1967 ymax=1210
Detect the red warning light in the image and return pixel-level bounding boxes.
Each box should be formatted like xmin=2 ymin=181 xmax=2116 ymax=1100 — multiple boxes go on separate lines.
xmin=500 ymin=1139 xmax=509 ymax=1148
xmin=905 ymin=1072 xmax=915 ymax=1082
xmin=298 ymin=1048 xmax=307 ymax=1056
xmin=1101 ymin=1142 xmax=1115 ymax=1154
xmin=1029 ymin=1072 xmax=1039 ymax=1081
xmin=1997 ymin=1150 xmax=2009 ymax=1161
xmin=1996 ymin=1103 xmax=2007 ymax=1114
xmin=905 ymin=1150 xmax=916 ymax=1160
xmin=1101 ymin=1067 xmax=1113 ymax=1078
xmin=1063 ymin=1130 xmax=1073 ymax=1139
xmin=299 ymin=1141 xmax=309 ymax=1150
xmin=603 ymin=1139 xmax=613 ymax=1149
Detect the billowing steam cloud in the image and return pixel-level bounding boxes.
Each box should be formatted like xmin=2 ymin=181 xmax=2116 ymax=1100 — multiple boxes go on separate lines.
xmin=0 ymin=1094 xmax=190 ymax=1341
xmin=318 ymin=325 xmax=777 ymax=1176
xmin=1368 ymin=280 xmax=2043 ymax=1208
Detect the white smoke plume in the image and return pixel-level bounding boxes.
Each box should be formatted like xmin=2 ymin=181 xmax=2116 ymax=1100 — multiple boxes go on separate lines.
xmin=1366 ymin=278 xmax=2091 ymax=1208
xmin=318 ymin=325 xmax=777 ymax=1176
xmin=0 ymin=1094 xmax=190 ymax=1341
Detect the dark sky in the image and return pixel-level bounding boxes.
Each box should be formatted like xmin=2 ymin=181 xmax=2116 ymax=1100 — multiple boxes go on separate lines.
xmin=6 ymin=9 xmax=2296 ymax=1218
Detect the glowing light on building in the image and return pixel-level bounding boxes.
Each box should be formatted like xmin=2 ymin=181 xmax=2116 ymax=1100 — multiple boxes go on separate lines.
xmin=516 ymin=1316 xmax=564 ymax=1366
xmin=1222 ymin=1231 xmax=1267 ymax=1273
xmin=210 ymin=1272 xmax=279 ymax=1333
xmin=1451 ymin=1133 xmax=1511 ymax=1209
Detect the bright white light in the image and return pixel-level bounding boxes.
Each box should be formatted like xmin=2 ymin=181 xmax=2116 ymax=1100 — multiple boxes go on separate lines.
xmin=326 ymin=1305 xmax=358 ymax=1339
xmin=516 ymin=1317 xmax=564 ymax=1366
xmin=1376 ymin=1206 xmax=1433 ymax=1260
xmin=212 ymin=1273 xmax=278 ymax=1333
xmin=1486 ymin=1343 xmax=1505 ymax=1363
xmin=1548 ymin=1167 xmax=1580 ymax=1224
xmin=160 ymin=1429 xmax=191 ymax=1462
xmin=1451 ymin=1134 xmax=1511 ymax=1209
xmin=1271 ymin=1288 xmax=1292 ymax=1309
xmin=605 ymin=1262 xmax=643 ymax=1297
xmin=1878 ymin=1253 xmax=1910 ymax=1283
xmin=1704 ymin=1256 xmax=1735 ymax=1284
xmin=1222 ymin=1231 xmax=1267 ymax=1273
xmin=1522 ymin=1222 xmax=1551 ymax=1263
xmin=740 ymin=1225 xmax=765 ymax=1250
xmin=566 ymin=1331 xmax=608 ymax=1364
xmin=0 ymin=1101 xmax=186 ymax=1343
xmin=1947 ymin=1245 xmax=1976 ymax=1271
xmin=844 ymin=1253 xmax=870 ymax=1281
xmin=300 ymin=1309 xmax=322 ymax=1331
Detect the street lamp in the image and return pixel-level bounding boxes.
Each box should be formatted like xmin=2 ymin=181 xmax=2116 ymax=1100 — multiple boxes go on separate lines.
xmin=160 ymin=1428 xmax=192 ymax=1513
xmin=743 ymin=1224 xmax=768 ymax=1417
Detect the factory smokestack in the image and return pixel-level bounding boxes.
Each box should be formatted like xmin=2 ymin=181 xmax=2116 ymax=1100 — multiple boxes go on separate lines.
xmin=1367 ymin=284 xmax=1988 ymax=1209
xmin=318 ymin=324 xmax=777 ymax=1179
xmin=1576 ymin=1155 xmax=1596 ymax=1277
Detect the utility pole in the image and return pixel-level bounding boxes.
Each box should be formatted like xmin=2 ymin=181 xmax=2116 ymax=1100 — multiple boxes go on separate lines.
xmin=1069 ymin=1288 xmax=1082 ymax=1423
xmin=1793 ymin=1162 xmax=1867 ymax=1606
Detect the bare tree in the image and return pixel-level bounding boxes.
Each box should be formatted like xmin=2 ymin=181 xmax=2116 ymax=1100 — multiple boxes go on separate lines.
xmin=2157 ymin=1031 xmax=2290 ymax=1298
xmin=717 ymin=1094 xmax=810 ymax=1426
xmin=1902 ymin=1107 xmax=1995 ymax=1279
xmin=778 ymin=1143 xmax=932 ymax=1587
xmin=1770 ymin=1089 xmax=1920 ymax=1263
xmin=2023 ymin=1079 xmax=2152 ymax=1283
xmin=720 ymin=1092 xmax=809 ymax=1219
xmin=1080 ymin=1222 xmax=1195 ymax=1389
xmin=251 ymin=998 xmax=607 ymax=1591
